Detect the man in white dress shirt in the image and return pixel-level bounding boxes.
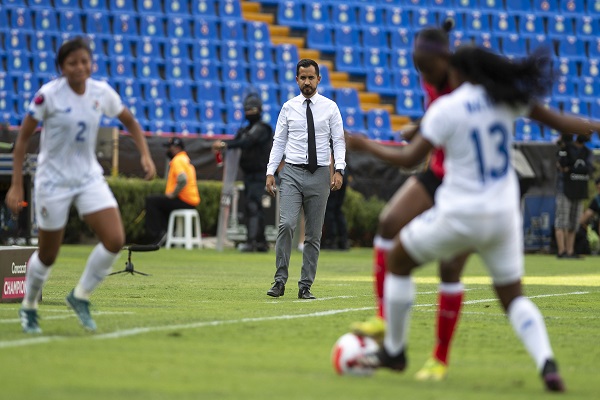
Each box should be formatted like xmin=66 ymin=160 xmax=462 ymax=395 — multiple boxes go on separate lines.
xmin=265 ymin=59 xmax=346 ymax=299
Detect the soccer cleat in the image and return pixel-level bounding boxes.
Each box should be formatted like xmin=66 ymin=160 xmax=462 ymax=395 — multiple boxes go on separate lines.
xmin=350 ymin=316 xmax=386 ymax=340
xmin=267 ymin=281 xmax=285 ymax=298
xmin=541 ymin=359 xmax=565 ymax=392
xmin=18 ymin=308 xmax=42 ymax=334
xmin=351 ymin=345 xmax=407 ymax=372
xmin=414 ymin=357 xmax=448 ymax=381
xmin=65 ymin=290 xmax=97 ymax=332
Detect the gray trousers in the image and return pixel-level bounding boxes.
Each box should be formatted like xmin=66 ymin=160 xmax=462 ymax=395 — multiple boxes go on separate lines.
xmin=274 ymin=164 xmax=330 ymax=289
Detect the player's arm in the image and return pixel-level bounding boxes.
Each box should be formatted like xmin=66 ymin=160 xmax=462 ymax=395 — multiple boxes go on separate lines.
xmin=347 ymin=133 xmax=433 ymax=168
xmin=528 ymin=103 xmax=600 ymax=136
xmin=118 ymin=108 xmax=156 ymax=180
xmin=5 ymin=115 xmax=39 ymax=214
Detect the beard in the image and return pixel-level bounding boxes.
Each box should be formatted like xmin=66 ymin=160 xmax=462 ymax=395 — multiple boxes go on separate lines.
xmin=302 ymin=85 xmax=316 ymax=96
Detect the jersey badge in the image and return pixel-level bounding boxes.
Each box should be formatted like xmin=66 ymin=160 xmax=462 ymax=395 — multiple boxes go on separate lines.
xmin=34 ymin=94 xmax=44 ymax=105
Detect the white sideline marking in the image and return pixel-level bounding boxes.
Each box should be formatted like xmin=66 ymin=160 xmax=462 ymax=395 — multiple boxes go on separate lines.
xmin=0 ymin=311 xmax=134 ymax=324
xmin=0 ymin=291 xmax=590 ymax=350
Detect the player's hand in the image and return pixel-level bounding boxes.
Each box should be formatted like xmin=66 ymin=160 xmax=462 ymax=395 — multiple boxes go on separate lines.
xmin=5 ymin=185 xmax=25 ymax=215
xmin=345 ymin=133 xmax=369 ymax=151
xmin=331 ymin=172 xmax=343 ymax=191
xmin=265 ymin=175 xmax=276 ymax=197
xmin=141 ymin=154 xmax=156 ymax=180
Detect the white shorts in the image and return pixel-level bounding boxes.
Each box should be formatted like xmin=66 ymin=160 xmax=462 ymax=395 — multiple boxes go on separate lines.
xmin=400 ymin=207 xmax=524 ymax=285
xmin=34 ymin=178 xmax=118 ymax=231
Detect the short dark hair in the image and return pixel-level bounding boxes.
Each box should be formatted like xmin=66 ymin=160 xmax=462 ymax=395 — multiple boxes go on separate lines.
xmin=296 ymin=59 xmax=319 ymax=78
xmin=56 ymin=36 xmax=93 ymax=70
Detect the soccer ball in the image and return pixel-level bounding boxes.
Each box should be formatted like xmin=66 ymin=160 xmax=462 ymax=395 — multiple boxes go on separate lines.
xmin=331 ymin=333 xmax=379 ymax=376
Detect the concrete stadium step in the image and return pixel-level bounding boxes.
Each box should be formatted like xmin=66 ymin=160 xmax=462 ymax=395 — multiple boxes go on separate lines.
xmin=331 ymin=80 xmax=365 ymax=91
xmin=361 ymin=103 xmax=395 ymax=114
xmin=242 ymin=1 xmax=261 ymax=13
xmin=359 ymin=92 xmax=380 ymax=104
xmin=242 ymin=11 xmax=274 ymax=24
xmin=271 ymin=36 xmax=305 ymax=48
xmin=268 ymin=25 xmax=291 ymax=37
xmin=391 ymin=115 xmax=412 ymax=130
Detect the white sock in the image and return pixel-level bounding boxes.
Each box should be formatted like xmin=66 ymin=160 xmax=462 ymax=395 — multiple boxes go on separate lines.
xmin=22 ymin=251 xmax=51 ymax=309
xmin=373 ymin=235 xmax=395 ymax=250
xmin=439 ymin=281 xmax=464 ymax=294
xmin=74 ymin=244 xmax=120 ymax=300
xmin=508 ymin=296 xmax=554 ymax=370
xmin=383 ymin=273 xmax=415 ymax=356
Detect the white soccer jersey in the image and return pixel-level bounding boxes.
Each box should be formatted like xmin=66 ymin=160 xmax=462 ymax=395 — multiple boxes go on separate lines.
xmin=420 ymin=82 xmax=529 ymax=214
xmin=28 ymin=77 xmax=124 ymax=192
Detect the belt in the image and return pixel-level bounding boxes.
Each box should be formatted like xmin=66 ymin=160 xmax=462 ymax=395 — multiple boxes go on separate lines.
xmin=289 ymin=163 xmax=323 ymax=170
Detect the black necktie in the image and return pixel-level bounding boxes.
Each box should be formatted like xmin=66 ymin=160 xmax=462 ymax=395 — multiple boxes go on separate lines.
xmin=306 ymin=99 xmax=317 ymax=173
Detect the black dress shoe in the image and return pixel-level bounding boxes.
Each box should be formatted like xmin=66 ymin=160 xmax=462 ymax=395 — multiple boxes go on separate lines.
xmin=267 ymin=281 xmax=285 ymax=297
xmin=298 ymin=287 xmax=316 ymax=299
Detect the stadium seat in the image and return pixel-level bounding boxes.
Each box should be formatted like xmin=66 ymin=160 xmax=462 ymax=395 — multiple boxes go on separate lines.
xmin=113 ymin=13 xmax=139 ymax=36
xmin=142 ymin=79 xmax=167 ymax=101
xmin=366 ymin=109 xmax=393 ymax=141
xmin=505 ymin=0 xmax=532 ymax=13
xmin=366 ymin=68 xmax=395 ymax=96
xmin=249 ymin=62 xmax=275 ymax=86
xmin=336 ymin=87 xmax=360 ymax=109
xmin=222 ymin=61 xmax=247 ymax=83
xmin=547 ymin=15 xmax=575 ymax=38
xmin=390 ymin=28 xmax=414 ymax=50
xmin=33 ymin=9 xmax=58 ymax=33
xmin=528 ymin=34 xmax=551 ymax=54
xmin=196 ymin=81 xmax=223 ymax=104
xmin=136 ymin=57 xmax=161 ymax=80
xmin=277 ymin=2 xmax=306 ymax=29
xmin=58 ymin=10 xmax=82 ymax=34
xmin=13 ymin=73 xmax=41 ymax=94
xmin=0 ymin=72 xmax=10 ymax=93
xmin=164 ymin=0 xmax=188 ymax=14
xmin=147 ymin=99 xmax=173 ymax=122
xmin=362 ymin=27 xmax=387 ymax=49
xmin=412 ymin=8 xmax=437 ymax=30
xmin=241 ymin=23 xmax=266 ymax=45
xmin=334 ymin=25 xmax=360 ymax=48
xmin=221 ymin=41 xmax=246 ymax=65
xmin=32 ymin=51 xmax=56 ymax=76
xmin=560 ymin=0 xmax=587 ymax=15
xmin=221 ymin=19 xmax=246 ymax=43
xmin=54 ymin=0 xmax=80 ymax=9
xmin=359 ymin=5 xmax=384 ymax=27
xmin=332 ymin=4 xmax=358 ymax=26
xmin=165 ymin=38 xmax=191 ymax=60
xmin=474 ymin=32 xmax=501 ymax=53
xmin=85 ymin=11 xmax=111 ymax=36
xmin=255 ymin=83 xmax=278 ymax=107
xmin=384 ymin=6 xmax=411 ymax=29
xmin=466 ymin=12 xmax=491 ymax=35
xmin=335 ymin=47 xmax=365 ymax=75
xmin=591 ymin=99 xmax=600 ymax=119
xmin=274 ymin=44 xmax=299 ymax=66
xmin=148 ymin=120 xmax=175 ymax=135
xmin=449 ymin=31 xmax=471 ymax=50
xmin=248 ymin=42 xmax=274 ymax=65
xmin=5 ymin=30 xmax=29 ymax=53
xmin=565 ymin=98 xmax=591 ymax=117
xmin=260 ymin=103 xmax=279 ymax=129
xmin=554 ymin=57 xmax=578 ymax=77
xmin=167 ymin=79 xmax=195 ymax=102
xmin=532 ymin=0 xmax=559 ymax=15
xmin=340 ymin=107 xmax=366 ymax=134
xmin=107 ymin=36 xmax=134 ymax=58
xmin=193 ymin=60 xmax=219 ymax=81
xmin=552 ymin=76 xmax=577 ymax=102
xmin=316 ymin=64 xmax=331 ymax=89
xmin=556 ymin=36 xmax=586 ymax=61
xmin=191 ymin=0 xmax=217 ymax=19
xmin=491 ymin=13 xmax=517 ymax=36
xmin=166 ymin=58 xmax=192 ymax=80
xmin=92 ymin=54 xmax=110 ymax=79
xmin=396 ymin=90 xmax=425 ymax=119
xmin=28 ymin=0 xmax=53 ymax=8
xmin=364 ymin=48 xmax=390 ymax=69
xmin=219 ymin=0 xmax=243 ymax=20
xmin=7 ymin=50 xmax=31 ymax=74
xmin=199 ymin=101 xmax=224 ymax=125
xmin=9 ymin=8 xmax=33 ymax=32
xmin=581 ymin=58 xmax=600 ymax=78
xmin=110 ymin=56 xmax=135 ymax=80
xmin=393 ymin=69 xmax=421 ymax=93
xmin=109 ymin=0 xmax=135 ymax=12
xmin=173 ymin=120 xmax=202 ymax=136
xmin=391 ymin=49 xmax=414 ymax=71
xmin=438 ymin=10 xmax=465 ymax=32
xmin=200 ymin=122 xmax=224 ymax=135
xmin=576 ymin=16 xmax=599 ymax=39
xmin=193 ymin=18 xmax=219 ymax=41
xmin=307 ymin=24 xmax=335 ymax=53
xmin=223 ymin=81 xmax=247 ymax=104
xmin=428 ymin=0 xmax=453 ymax=9
xmin=280 ymin=84 xmax=298 ymax=104
xmin=502 ymin=34 xmax=528 ymax=57
xmin=275 ymin=63 xmax=295 ymax=87
xmin=137 ymin=0 xmax=163 ymax=13
xmin=116 ymin=78 xmax=142 ymax=99
xmin=519 ymin=14 xmax=545 ymax=37
xmin=305 ymin=2 xmax=331 ymax=25
xmin=579 ymin=77 xmax=600 ymax=102
xmin=167 ymin=16 xmax=192 ymax=39
xmin=479 ymin=0 xmax=504 ymax=13
xmin=82 ymin=0 xmax=109 ymax=11
xmin=140 ymin=14 xmax=166 ymax=37
xmin=0 ymin=92 xmax=17 ymax=115
xmin=514 ymin=118 xmax=543 ymax=142
xmin=588 ymin=38 xmax=600 ymax=60
xmin=192 ymin=40 xmax=219 ymax=64
xmin=226 ymin=103 xmax=245 ymax=130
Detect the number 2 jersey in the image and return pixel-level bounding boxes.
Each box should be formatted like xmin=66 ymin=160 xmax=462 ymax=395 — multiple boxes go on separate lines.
xmin=420 ymin=82 xmax=528 ymax=214
xmin=28 ymin=77 xmax=124 ymax=191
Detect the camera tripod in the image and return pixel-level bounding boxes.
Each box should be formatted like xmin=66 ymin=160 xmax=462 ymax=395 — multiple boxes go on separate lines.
xmin=109 ymin=244 xmax=159 ymax=276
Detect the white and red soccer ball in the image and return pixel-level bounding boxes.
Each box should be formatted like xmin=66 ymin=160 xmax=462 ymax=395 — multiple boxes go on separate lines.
xmin=331 ymin=333 xmax=379 ymax=376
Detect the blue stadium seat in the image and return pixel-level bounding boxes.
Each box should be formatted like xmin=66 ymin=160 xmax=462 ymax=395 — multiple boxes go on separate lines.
xmin=438 ymin=10 xmax=465 ymax=32
xmin=412 ymin=8 xmax=437 ymax=30
xmin=591 ymin=99 xmax=600 ymax=119
xmin=13 ymin=73 xmax=41 ymax=94
xmin=199 ymin=101 xmax=224 ymax=125
xmin=362 ymin=27 xmax=387 ymax=49
xmin=0 ymin=9 xmax=8 ymax=32
xmin=479 ymin=0 xmax=504 ymax=13
xmin=9 ymin=8 xmax=33 ymax=32
xmin=502 ymin=34 xmax=528 ymax=57
xmin=255 ymin=83 xmax=279 ymax=106
xmin=222 ymin=61 xmax=247 ymax=83
xmin=54 ymin=0 xmax=80 ymax=9
xmin=331 ymin=4 xmax=358 ymax=26
xmin=248 ymin=42 xmax=273 ymax=65
xmin=137 ymin=37 xmax=164 ymax=59
xmin=275 ymin=44 xmax=299 ymax=65
xmin=260 ymin=103 xmax=279 ymax=129
xmin=15 ymin=91 xmax=35 ymax=115
xmin=223 ymin=81 xmax=247 ymax=104
xmin=588 ymin=38 xmax=600 ymax=59
xmin=7 ymin=50 xmax=31 ymax=74
xmin=249 ymin=62 xmax=276 ymax=86
xmin=142 ymin=79 xmax=167 ymax=101
xmin=192 ymin=40 xmax=219 ymax=64
xmin=116 ymin=78 xmax=142 ymax=99
xmin=58 ymin=10 xmax=82 ymax=34
xmin=393 ymin=69 xmax=421 ymax=93
xmin=359 ymin=5 xmax=384 ymax=27
xmin=137 ymin=57 xmax=161 ymax=80
xmin=113 ymin=13 xmax=139 ymax=36
xmin=280 ymin=84 xmax=298 ymax=104
xmin=33 ymin=9 xmax=59 ymax=33
xmin=168 ymin=79 xmax=195 ymax=102
xmin=519 ymin=14 xmax=545 ymax=37
xmin=166 ymin=58 xmax=192 ymax=80
xmin=384 ymin=6 xmax=411 ymax=29
xmin=568 ymin=98 xmax=591 ymax=116
xmin=82 ymin=0 xmax=109 ymax=11
xmin=466 ymin=11 xmax=491 ymax=35
xmin=390 ymin=28 xmax=414 ymax=49
xmin=556 ymin=36 xmax=586 ymax=61
xmin=396 ymin=90 xmax=424 ymax=119
xmin=547 ymin=15 xmax=575 ymax=38
xmin=148 ymin=120 xmax=175 ymax=135
xmin=147 ymin=99 xmax=173 ymax=122
xmin=391 ymin=49 xmax=414 ymax=71
xmin=366 ymin=68 xmax=395 ymax=96
xmin=307 ymin=24 xmax=335 ymax=53
xmin=364 ymin=48 xmax=390 ymax=69
xmin=532 ymin=0 xmax=559 ymax=15
xmin=247 ymin=22 xmax=271 ymax=43
xmin=0 ymin=92 xmax=16 ymax=115
xmin=5 ymin=30 xmax=29 ymax=53
xmin=86 ymin=33 xmax=104 ymax=56
xmin=366 ymin=109 xmax=393 ymax=141
xmin=28 ymin=0 xmax=53 ymax=9
xmin=32 ymin=51 xmax=56 ymax=76
xmin=505 ymin=0 xmax=532 ymax=13
xmin=491 ymin=13 xmax=517 ymax=36
xmin=219 ymin=0 xmax=243 ymax=20
xmin=560 ymin=0 xmax=586 ymax=15
xmin=197 ymin=81 xmax=223 ymax=104
xmin=334 ymin=25 xmax=360 ymax=48
xmin=85 ymin=11 xmax=111 ymax=36
xmin=581 ymin=58 xmax=600 ymax=79
xmin=428 ymin=0 xmax=453 ymax=9
xmin=335 ymin=47 xmax=365 ymax=74
xmin=528 ymin=34 xmax=551 ymax=54
xmin=221 ymin=19 xmax=246 ymax=42
xmin=92 ymin=54 xmax=110 ymax=79
xmin=137 ymin=0 xmax=163 ymax=14
xmin=165 ymin=38 xmax=191 ymax=60
xmin=221 ymin=41 xmax=246 ymax=64
xmin=277 ymin=62 xmax=296 ymax=86
xmin=277 ymin=2 xmax=306 ymax=29
xmin=193 ymin=59 xmax=219 ymax=81
xmin=554 ymin=57 xmax=578 ymax=77
xmin=335 ymin=88 xmax=360 ymax=109
xmin=191 ymin=0 xmax=217 ymax=19
xmin=341 ymin=107 xmax=366 ymax=134
xmin=318 ymin=64 xmax=332 ymax=89
xmin=167 ymin=16 xmax=192 ymax=39
xmin=226 ymin=103 xmax=245 ymax=130
xmin=449 ymin=31 xmax=471 ymax=50
xmin=193 ymin=18 xmax=219 ymax=41
xmin=165 ymin=0 xmax=190 ymax=15
xmin=576 ymin=16 xmax=599 ymax=40
xmin=173 ymin=120 xmax=202 ymax=136
xmin=552 ymin=76 xmax=577 ymax=102
xmin=110 ymin=56 xmax=135 ymax=79
xmin=109 ymin=0 xmax=135 ymax=12
xmin=0 ymin=72 xmax=10 ymax=93
xmin=514 ymin=118 xmax=543 ymax=142
xmin=474 ymin=32 xmax=501 ymax=53
xmin=140 ymin=14 xmax=166 ymax=37
xmin=579 ymin=77 xmax=600 ymax=101
xmin=107 ymin=36 xmax=134 ymax=58
xmin=305 ymin=2 xmax=331 ymax=25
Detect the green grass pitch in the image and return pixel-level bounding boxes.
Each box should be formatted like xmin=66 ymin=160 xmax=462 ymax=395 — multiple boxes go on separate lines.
xmin=1 ymin=245 xmax=598 ymax=400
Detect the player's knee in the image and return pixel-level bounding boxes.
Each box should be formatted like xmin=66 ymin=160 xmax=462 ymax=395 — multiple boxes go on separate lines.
xmin=377 ymin=213 xmax=399 ymax=239
xmin=102 ymin=232 xmax=125 ymax=253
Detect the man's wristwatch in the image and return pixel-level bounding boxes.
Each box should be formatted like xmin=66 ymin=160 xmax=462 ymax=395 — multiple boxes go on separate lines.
xmin=335 ymin=169 xmax=344 ymax=176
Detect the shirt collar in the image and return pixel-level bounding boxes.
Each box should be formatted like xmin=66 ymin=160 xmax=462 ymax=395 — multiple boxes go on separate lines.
xmin=299 ymin=91 xmax=321 ymax=104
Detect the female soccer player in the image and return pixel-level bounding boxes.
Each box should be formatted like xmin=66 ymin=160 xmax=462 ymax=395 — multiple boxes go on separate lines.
xmin=6 ymin=37 xmax=156 ymax=334
xmin=351 ymin=20 xmax=467 ymax=381
xmin=352 ymin=45 xmax=600 ymax=392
